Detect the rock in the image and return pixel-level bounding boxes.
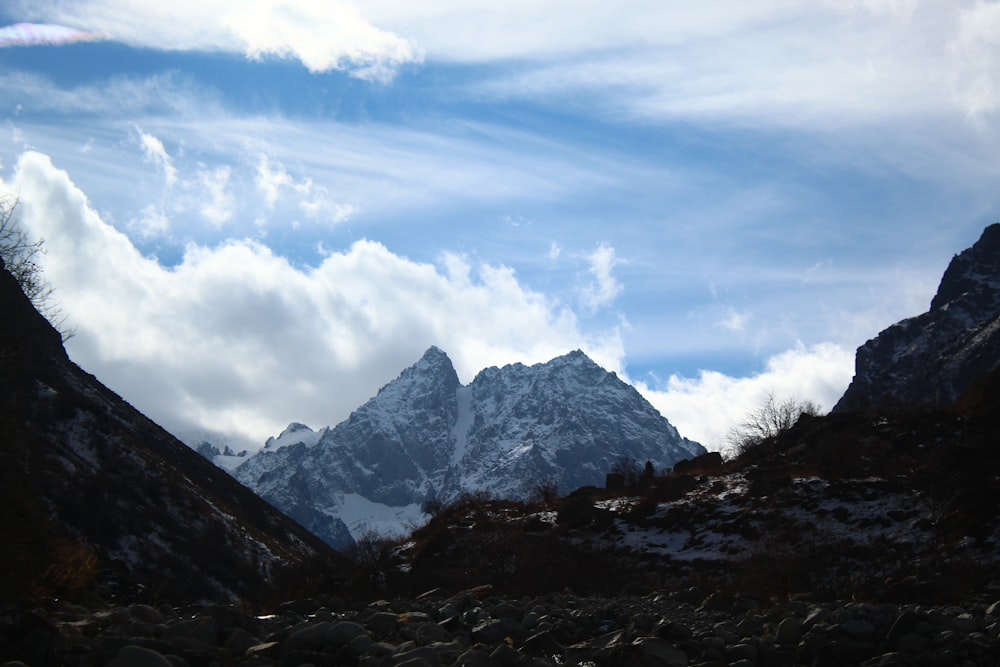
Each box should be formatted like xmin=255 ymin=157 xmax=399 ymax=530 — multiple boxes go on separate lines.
xmin=489 ymin=643 xmax=524 ymax=667
xmin=471 ymin=618 xmax=523 ymax=644
xmin=107 ymin=645 xmax=175 ymax=667
xmin=368 ymin=611 xmax=401 ymax=638
xmin=883 ymin=609 xmax=918 ymax=650
xmin=455 ymin=648 xmax=492 ymax=667
xmin=894 ymin=632 xmax=930 ymax=654
xmin=129 ymin=604 xmax=166 ymax=625
xmin=842 ymin=619 xmax=876 ymax=640
xmin=635 ymin=637 xmax=688 ymax=667
xmin=224 ymin=627 xmax=261 ymax=656
xmin=774 ymin=618 xmax=803 ymax=645
xmin=726 ymin=642 xmax=757 ymax=662
xmin=520 ymin=630 xmax=564 ymax=658
xmin=162 ymin=617 xmax=220 ymax=646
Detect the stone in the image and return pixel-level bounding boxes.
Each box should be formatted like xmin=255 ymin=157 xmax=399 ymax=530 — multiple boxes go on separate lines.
xmin=843 ymin=619 xmax=876 ymax=640
xmin=162 ymin=617 xmax=220 ymax=646
xmin=417 ymin=622 xmax=453 ymax=644
xmin=471 ymin=618 xmax=523 ymax=644
xmin=726 ymin=642 xmax=758 ymax=662
xmin=775 ymin=618 xmax=803 ymax=645
xmin=635 ymin=637 xmax=688 ymax=667
xmin=454 ymin=648 xmax=492 ymax=667
xmin=129 ymin=604 xmax=166 ymax=625
xmin=520 ymin=630 xmax=564 ymax=657
xmin=367 ymin=611 xmax=401 ymax=638
xmin=489 ymin=643 xmax=524 ymax=667
xmin=224 ymin=627 xmax=261 ymax=657
xmin=106 ymin=645 xmax=175 ymax=667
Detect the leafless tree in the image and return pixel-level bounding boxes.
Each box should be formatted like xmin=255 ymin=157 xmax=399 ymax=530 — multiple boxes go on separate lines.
xmin=0 ymin=195 xmax=74 ymax=340
xmin=727 ymin=390 xmax=820 ymax=456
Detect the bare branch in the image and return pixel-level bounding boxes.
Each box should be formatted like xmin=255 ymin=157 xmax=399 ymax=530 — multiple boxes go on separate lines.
xmin=0 ymin=195 xmax=75 ymax=341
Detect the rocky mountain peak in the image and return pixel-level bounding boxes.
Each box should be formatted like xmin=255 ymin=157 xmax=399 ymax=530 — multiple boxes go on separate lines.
xmin=235 ymin=347 xmax=703 ymax=548
xmin=835 ymin=224 xmax=1000 ymax=412
xmin=930 ymin=223 xmax=1000 ymax=313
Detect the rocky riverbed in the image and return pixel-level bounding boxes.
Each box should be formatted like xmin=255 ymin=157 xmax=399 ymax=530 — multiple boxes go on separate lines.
xmin=4 ymin=585 xmax=1000 ymax=667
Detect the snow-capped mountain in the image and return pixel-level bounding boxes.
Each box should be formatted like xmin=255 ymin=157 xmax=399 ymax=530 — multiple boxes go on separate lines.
xmin=233 ymin=346 xmax=704 ymax=549
xmin=836 ymin=223 xmax=1000 ymax=411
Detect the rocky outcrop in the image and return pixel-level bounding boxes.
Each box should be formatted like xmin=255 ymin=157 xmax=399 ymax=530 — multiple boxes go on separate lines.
xmin=0 ymin=263 xmax=342 ymax=604
xmin=836 ymin=224 xmax=1000 ymax=412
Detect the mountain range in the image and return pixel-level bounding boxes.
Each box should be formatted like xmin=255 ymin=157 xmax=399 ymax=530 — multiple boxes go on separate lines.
xmin=230 ymin=346 xmax=705 ymax=549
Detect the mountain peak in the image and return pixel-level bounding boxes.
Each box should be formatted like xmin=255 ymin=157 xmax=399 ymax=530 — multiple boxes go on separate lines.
xmin=835 ymin=223 xmax=1000 ymax=411
xmin=930 ymin=223 xmax=1000 ymax=312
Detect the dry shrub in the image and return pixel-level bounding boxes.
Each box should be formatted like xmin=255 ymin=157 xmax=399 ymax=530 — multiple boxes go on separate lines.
xmin=38 ymin=540 xmax=99 ymax=598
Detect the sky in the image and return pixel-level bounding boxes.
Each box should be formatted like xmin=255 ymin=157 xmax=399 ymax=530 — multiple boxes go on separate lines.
xmin=1 ymin=1 xmax=999 ymax=453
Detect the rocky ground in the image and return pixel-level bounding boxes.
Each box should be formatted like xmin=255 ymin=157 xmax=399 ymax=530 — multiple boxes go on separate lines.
xmin=4 ymin=584 xmax=1000 ymax=667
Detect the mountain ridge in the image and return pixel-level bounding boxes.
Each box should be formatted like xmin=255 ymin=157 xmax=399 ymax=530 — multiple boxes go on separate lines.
xmin=233 ymin=346 xmax=704 ymax=549
xmin=836 ymin=223 xmax=1000 ymax=411
xmin=0 ymin=259 xmax=342 ymax=603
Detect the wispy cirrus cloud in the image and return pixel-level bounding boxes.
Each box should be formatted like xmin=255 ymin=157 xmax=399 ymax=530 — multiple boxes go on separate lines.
xmin=0 ymin=22 xmax=103 ymax=48
xmin=9 ymin=0 xmax=421 ymax=81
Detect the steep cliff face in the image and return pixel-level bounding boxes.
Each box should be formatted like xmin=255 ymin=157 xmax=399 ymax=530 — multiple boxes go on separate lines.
xmin=0 ymin=262 xmax=341 ymax=603
xmin=835 ymin=224 xmax=1000 ymax=412
xmin=234 ymin=347 xmax=704 ymax=549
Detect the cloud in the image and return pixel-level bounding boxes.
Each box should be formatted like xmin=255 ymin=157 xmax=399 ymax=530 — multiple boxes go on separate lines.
xmin=950 ymin=1 xmax=1000 ymax=117
xmin=0 ymin=22 xmax=103 ymax=48
xmin=255 ymin=154 xmax=294 ymax=209
xmin=195 ymin=165 xmax=235 ymax=226
xmin=716 ymin=307 xmax=751 ymax=333
xmin=635 ymin=342 xmax=855 ymax=453
xmin=135 ymin=128 xmax=177 ymax=186
xmin=5 ymin=150 xmax=621 ymax=449
xmin=580 ymin=243 xmax=623 ymax=312
xmin=13 ymin=0 xmax=420 ymax=81
xmin=128 ymin=204 xmax=171 ymax=239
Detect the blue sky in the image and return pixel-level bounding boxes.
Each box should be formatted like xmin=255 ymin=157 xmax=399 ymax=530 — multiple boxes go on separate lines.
xmin=1 ymin=1 xmax=999 ymax=452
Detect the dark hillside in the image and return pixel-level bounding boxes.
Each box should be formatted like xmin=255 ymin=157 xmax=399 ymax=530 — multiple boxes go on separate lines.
xmin=0 ymin=259 xmax=346 ymax=605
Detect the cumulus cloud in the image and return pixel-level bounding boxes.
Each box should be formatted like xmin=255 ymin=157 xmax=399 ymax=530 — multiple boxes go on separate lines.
xmin=580 ymin=243 xmax=623 ymax=312
xmin=4 ymin=151 xmax=620 ymax=449
xmin=14 ymin=0 xmax=420 ymax=81
xmin=636 ymin=342 xmax=855 ymax=453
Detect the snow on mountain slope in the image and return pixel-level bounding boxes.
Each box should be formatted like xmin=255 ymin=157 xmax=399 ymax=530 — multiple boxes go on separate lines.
xmin=234 ymin=346 xmax=704 ymax=549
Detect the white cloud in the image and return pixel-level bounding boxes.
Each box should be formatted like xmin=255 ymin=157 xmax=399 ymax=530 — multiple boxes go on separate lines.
xmin=15 ymin=0 xmax=421 ymax=81
xmin=136 ymin=128 xmax=177 ymax=186
xmin=4 ymin=150 xmax=619 ymax=449
xmin=255 ymin=153 xmax=293 ymax=209
xmin=548 ymin=242 xmax=562 ymax=260
xmin=950 ymin=1 xmax=1000 ymax=117
xmin=195 ymin=165 xmax=235 ymax=226
xmin=716 ymin=307 xmax=751 ymax=333
xmin=580 ymin=242 xmax=623 ymax=312
xmin=128 ymin=204 xmax=170 ymax=239
xmin=635 ymin=342 xmax=855 ymax=454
